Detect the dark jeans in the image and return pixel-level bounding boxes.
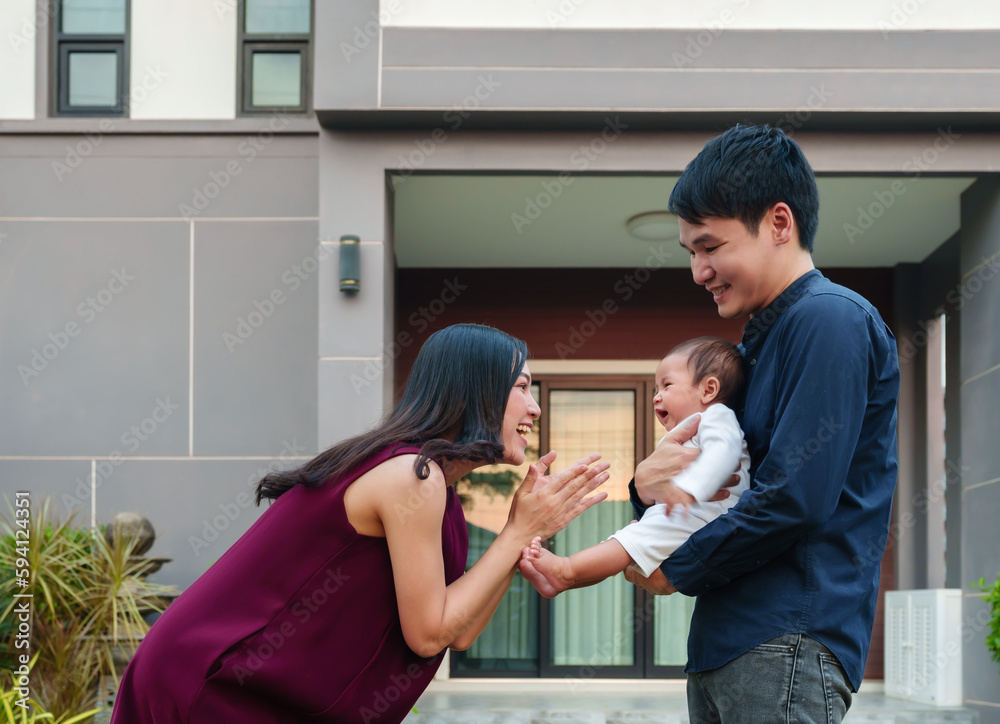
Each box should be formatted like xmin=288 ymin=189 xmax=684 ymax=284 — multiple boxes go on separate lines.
xmin=687 ymin=633 xmax=852 ymax=724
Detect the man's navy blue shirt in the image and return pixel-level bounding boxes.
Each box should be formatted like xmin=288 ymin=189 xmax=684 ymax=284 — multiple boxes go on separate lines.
xmin=632 ymin=270 xmax=899 ymax=690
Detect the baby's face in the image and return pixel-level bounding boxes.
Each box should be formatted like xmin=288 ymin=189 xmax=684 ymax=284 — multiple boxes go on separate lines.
xmin=652 ymin=354 xmax=707 ymax=431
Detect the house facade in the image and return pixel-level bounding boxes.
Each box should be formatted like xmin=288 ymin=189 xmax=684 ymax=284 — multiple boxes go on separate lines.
xmin=1 ymin=0 xmax=998 ymax=717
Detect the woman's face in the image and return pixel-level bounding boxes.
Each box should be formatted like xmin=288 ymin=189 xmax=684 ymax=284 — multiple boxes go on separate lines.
xmin=501 ymin=364 xmax=540 ymax=465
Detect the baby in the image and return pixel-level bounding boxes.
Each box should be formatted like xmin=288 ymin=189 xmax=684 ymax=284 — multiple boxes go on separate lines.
xmin=520 ymin=336 xmax=751 ymax=597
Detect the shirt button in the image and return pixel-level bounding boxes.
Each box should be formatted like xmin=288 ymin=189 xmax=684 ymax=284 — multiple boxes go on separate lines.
xmin=749 ymin=359 xmax=756 ymax=366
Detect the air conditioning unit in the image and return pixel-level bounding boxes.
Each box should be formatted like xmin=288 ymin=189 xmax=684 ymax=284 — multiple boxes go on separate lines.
xmin=885 ymin=589 xmax=963 ymax=706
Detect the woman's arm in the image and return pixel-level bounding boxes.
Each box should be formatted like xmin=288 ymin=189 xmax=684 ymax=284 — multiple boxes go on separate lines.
xmin=449 ymin=567 xmax=516 ymax=651
xmin=377 ymin=452 xmax=608 ymax=658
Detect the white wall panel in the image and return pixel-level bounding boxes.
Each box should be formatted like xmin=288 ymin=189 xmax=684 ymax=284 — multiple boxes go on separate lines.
xmin=0 ymin=0 xmax=38 ymax=119
xmin=382 ymin=0 xmax=1000 ymax=30
xmin=130 ymin=0 xmax=237 ymax=119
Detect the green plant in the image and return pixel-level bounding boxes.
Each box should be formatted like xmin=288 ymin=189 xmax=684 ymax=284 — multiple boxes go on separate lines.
xmin=1 ymin=498 xmax=177 ymax=720
xmin=974 ymin=573 xmax=1000 ymax=672
xmin=1 ymin=656 xmax=102 ymax=723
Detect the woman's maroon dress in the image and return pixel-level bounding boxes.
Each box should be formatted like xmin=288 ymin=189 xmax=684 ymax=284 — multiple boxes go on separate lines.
xmin=110 ymin=445 xmax=468 ymax=723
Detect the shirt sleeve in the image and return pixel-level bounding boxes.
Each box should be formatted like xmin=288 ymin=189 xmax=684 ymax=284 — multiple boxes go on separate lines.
xmin=671 ymin=405 xmax=744 ymax=502
xmin=662 ymin=295 xmax=873 ymax=595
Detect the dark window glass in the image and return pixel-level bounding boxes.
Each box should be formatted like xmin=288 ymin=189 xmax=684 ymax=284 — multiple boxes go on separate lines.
xmin=239 ymin=1 xmax=311 ymax=115
xmin=251 ymin=51 xmax=302 ymax=107
xmin=61 ymin=0 xmax=126 ymax=34
xmin=67 ymin=51 xmax=118 ymax=107
xmin=245 ymin=0 xmax=310 ymax=34
xmin=55 ymin=0 xmax=128 ymax=116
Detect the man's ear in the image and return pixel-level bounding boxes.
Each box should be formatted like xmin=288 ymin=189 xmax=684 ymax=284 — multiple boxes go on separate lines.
xmin=768 ymin=202 xmax=796 ymax=247
xmin=700 ymin=376 xmax=720 ymax=404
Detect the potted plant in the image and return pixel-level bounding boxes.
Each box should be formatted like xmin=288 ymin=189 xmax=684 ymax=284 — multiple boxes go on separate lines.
xmin=975 ymin=573 xmax=1000 ymax=673
xmin=1 ymin=498 xmax=176 ymax=721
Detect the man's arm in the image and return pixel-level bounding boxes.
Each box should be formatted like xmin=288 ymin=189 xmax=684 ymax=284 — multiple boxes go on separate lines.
xmin=662 ymin=298 xmax=874 ymax=595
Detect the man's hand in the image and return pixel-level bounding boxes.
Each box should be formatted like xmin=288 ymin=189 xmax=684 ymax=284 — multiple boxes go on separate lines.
xmin=635 ymin=415 xmax=741 ymax=507
xmin=657 ymin=481 xmax=697 ymax=515
xmin=635 ymin=415 xmax=702 ymax=506
xmin=624 ymin=565 xmax=677 ymax=595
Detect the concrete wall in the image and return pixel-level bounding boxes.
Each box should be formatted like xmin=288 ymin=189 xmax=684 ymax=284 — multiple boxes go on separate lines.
xmin=959 ymin=178 xmax=1000 ymax=723
xmin=0 ymin=129 xmax=319 ymax=589
xmin=130 ymin=0 xmax=237 ymax=119
xmin=0 ymin=0 xmax=36 ymax=119
xmin=383 ymin=0 xmax=1000 ymax=30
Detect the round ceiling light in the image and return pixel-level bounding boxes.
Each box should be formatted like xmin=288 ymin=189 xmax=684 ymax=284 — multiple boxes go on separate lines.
xmin=626 ymin=211 xmax=679 ymax=241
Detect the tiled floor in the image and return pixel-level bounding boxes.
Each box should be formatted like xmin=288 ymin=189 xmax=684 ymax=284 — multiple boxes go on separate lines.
xmin=404 ymin=680 xmax=979 ymax=723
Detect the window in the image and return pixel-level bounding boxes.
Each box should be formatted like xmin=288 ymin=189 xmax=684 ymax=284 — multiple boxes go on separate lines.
xmin=238 ymin=0 xmax=312 ymax=115
xmin=55 ymin=0 xmax=129 ymax=116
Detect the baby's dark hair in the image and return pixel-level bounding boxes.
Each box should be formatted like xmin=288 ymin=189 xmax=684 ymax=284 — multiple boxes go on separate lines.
xmin=666 ymin=336 xmax=745 ymax=407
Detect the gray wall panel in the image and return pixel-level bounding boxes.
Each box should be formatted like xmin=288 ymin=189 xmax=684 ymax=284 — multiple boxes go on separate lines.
xmin=192 ymin=220 xmax=319 ymax=457
xmin=959 ymin=372 xmax=1000 ymax=495
xmin=313 ymin=0 xmax=380 ymax=110
xmin=319 ymin=242 xmax=388 ymax=359
xmin=957 ymin=258 xmax=1000 ymax=383
xmin=960 ymin=173 xmax=1000 ymax=714
xmin=0 ymin=135 xmax=318 ymax=219
xmin=318 ymin=359 xmax=385 ymax=450
xmin=961 ymin=483 xmax=1000 ymax=597
xmin=0 ymin=221 xmax=189 ymax=456
xmin=0 ymin=461 xmax=94 ymax=519
xmin=963 ymin=595 xmax=1000 ymax=716
xmin=96 ymin=459 xmax=300 ymax=588
xmin=382 ymin=28 xmax=1000 ymax=71
xmin=318 ymin=132 xmax=387 ymax=242
xmin=380 ymin=68 xmax=1000 ymax=112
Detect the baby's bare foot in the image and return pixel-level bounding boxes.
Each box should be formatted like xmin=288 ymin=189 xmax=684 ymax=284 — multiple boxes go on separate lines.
xmin=518 ymin=537 xmax=574 ymax=598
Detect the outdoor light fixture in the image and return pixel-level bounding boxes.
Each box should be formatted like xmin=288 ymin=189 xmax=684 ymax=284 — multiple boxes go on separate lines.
xmin=625 ymin=211 xmax=679 ymax=242
xmin=339 ymin=235 xmax=360 ymax=294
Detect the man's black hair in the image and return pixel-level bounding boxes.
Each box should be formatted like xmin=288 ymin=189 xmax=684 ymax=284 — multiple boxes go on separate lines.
xmin=668 ymin=124 xmax=820 ymax=252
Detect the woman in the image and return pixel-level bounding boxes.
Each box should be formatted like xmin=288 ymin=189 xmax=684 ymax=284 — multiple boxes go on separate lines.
xmin=111 ymin=324 xmax=609 ymax=723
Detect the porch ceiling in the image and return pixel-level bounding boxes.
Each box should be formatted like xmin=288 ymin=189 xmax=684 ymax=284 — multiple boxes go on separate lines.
xmin=392 ymin=174 xmax=975 ymax=268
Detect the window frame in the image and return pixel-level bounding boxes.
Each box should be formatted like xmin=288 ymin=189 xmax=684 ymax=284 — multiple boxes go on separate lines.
xmin=53 ymin=0 xmax=130 ymax=117
xmin=237 ymin=0 xmax=313 ymax=116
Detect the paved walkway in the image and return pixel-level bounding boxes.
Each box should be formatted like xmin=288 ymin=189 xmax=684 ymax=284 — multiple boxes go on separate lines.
xmin=405 ymin=681 xmax=978 ymax=723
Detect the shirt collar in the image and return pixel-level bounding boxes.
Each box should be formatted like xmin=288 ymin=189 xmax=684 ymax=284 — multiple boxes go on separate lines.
xmin=741 ymin=269 xmax=824 ymax=355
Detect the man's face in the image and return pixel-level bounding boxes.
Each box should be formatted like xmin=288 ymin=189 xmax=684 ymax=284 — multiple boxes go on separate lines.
xmin=678 ymin=216 xmax=775 ymax=319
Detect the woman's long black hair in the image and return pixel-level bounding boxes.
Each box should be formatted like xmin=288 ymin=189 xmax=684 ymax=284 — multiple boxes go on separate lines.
xmin=255 ymin=323 xmax=528 ymax=504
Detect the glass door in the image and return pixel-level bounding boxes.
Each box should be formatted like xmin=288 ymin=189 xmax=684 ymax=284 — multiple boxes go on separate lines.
xmin=451 ymin=375 xmax=691 ymax=678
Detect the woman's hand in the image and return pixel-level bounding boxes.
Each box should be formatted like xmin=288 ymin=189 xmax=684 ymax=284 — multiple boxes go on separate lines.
xmin=506 ymin=451 xmax=609 ymax=543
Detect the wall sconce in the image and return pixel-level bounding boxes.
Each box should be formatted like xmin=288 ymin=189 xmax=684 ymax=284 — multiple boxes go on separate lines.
xmin=339 ymin=235 xmax=360 ymax=294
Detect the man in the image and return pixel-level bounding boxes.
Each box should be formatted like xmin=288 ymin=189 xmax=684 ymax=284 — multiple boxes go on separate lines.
xmin=627 ymin=124 xmax=899 ymax=723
